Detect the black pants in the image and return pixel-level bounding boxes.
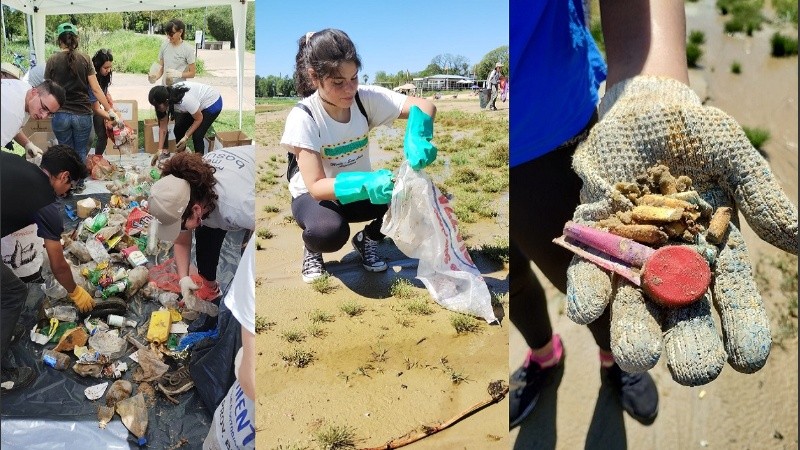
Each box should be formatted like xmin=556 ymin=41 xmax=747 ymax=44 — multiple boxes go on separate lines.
xmin=195 ymin=226 xmax=228 ymax=282
xmin=1 ymin=263 xmax=28 ymax=364
xmin=509 ymin=113 xmax=611 ymax=352
xmin=174 ymin=107 xmax=221 ymax=155
xmin=291 ymin=193 xmax=387 ymax=254
xmin=93 ymin=114 xmax=108 ymax=155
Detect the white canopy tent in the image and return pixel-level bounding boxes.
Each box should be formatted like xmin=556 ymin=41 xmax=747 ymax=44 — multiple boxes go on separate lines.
xmin=1 ymin=0 xmax=253 ymax=127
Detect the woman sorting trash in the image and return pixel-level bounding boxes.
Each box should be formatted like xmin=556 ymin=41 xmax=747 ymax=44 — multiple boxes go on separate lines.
xmin=45 ymin=22 xmax=120 ymax=192
xmin=148 ymin=81 xmax=223 ymax=161
xmin=280 ymin=28 xmax=437 ymax=283
xmin=89 ymin=48 xmax=116 ymax=157
xmin=149 ymin=19 xmax=196 ymax=86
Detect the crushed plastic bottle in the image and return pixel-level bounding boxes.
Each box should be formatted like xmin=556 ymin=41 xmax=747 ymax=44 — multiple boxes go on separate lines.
xmin=45 ymin=305 xmax=78 ymax=322
xmin=42 ymin=349 xmax=71 ymax=370
xmin=85 ymin=238 xmax=111 ymax=263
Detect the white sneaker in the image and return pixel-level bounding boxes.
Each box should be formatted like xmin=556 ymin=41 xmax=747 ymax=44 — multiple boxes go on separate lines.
xmin=301 ymin=247 xmax=326 ymax=283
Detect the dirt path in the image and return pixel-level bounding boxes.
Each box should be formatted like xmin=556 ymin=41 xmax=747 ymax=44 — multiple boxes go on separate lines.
xmin=510 ymin=2 xmax=798 ymax=449
xmin=254 ymin=96 xmax=511 ymax=448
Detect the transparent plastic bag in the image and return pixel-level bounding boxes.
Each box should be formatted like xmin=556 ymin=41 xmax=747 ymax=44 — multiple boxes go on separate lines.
xmin=381 ymin=162 xmax=497 ymax=323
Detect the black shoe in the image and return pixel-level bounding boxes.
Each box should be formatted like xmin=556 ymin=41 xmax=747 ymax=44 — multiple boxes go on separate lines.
xmin=1 ymin=366 xmax=36 ymax=393
xmin=601 ymin=363 xmax=659 ymax=425
xmin=509 ymin=346 xmax=566 ymax=429
xmin=351 ymin=230 xmax=388 ymax=272
xmin=9 ymin=323 xmax=26 ymax=345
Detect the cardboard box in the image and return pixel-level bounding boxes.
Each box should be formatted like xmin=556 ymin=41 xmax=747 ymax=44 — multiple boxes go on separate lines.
xmin=143 ymin=119 xmax=177 ymax=154
xmin=22 ymin=119 xmax=52 ymax=136
xmin=104 ymin=100 xmax=139 ymax=155
xmin=214 ymin=131 xmax=252 ymax=148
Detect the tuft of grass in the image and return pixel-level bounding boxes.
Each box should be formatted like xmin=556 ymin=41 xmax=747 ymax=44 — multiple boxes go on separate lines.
xmin=730 ymin=61 xmax=742 ymax=74
xmin=283 ymin=215 xmax=297 ymax=225
xmin=309 ymin=309 xmax=335 ymax=323
xmin=307 ymin=324 xmax=327 ymax=338
xmin=310 ymin=273 xmax=337 ymax=294
xmin=686 ymin=42 xmax=703 ymax=68
xmin=491 ymin=292 xmax=508 ymax=308
xmin=257 ymin=227 xmax=274 ymax=239
xmin=742 ymin=126 xmax=770 ymax=150
xmin=263 ymin=205 xmax=280 ymax=213
xmin=389 ymin=278 xmax=417 ymax=299
xmin=369 ymin=347 xmax=389 ymax=363
xmin=316 ymin=425 xmax=356 ymax=450
xmin=771 ymin=32 xmax=799 ymax=57
xmin=280 ymin=349 xmax=315 ymax=368
xmin=404 ymin=357 xmax=419 ymax=370
xmin=395 ymin=315 xmax=413 ymax=328
xmin=403 ymin=298 xmax=435 ymax=315
xmin=281 ymin=329 xmax=306 ymax=343
xmin=255 ymin=315 xmax=274 ymax=334
xmin=688 ymin=30 xmax=706 ymax=45
xmin=450 ymin=313 xmax=481 ymax=334
xmin=339 ymin=300 xmax=365 ymax=317
xmin=255 ymin=240 xmax=264 ymax=250
xmin=472 ymin=237 xmax=510 ymax=266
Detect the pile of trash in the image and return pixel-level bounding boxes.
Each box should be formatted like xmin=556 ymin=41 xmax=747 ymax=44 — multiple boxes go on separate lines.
xmin=29 ymin=161 xmax=221 ymax=444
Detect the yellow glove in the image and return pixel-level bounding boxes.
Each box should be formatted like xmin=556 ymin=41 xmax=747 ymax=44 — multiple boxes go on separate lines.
xmin=69 ymin=286 xmax=95 ymax=313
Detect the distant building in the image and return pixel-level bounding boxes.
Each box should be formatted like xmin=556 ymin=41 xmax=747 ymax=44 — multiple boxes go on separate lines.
xmin=413 ymin=74 xmax=478 ymax=91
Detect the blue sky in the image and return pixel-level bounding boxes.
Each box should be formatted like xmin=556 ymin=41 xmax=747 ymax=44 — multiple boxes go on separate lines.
xmin=255 ymin=1 xmax=509 ymax=80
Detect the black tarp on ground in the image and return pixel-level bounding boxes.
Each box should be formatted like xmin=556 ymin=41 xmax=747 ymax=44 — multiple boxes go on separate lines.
xmin=0 ymin=191 xmax=246 ymax=449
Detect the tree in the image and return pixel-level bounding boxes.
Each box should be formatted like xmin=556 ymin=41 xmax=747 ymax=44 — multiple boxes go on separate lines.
xmin=431 ymin=53 xmax=470 ymax=76
xmin=2 ymin=6 xmax=26 ymax=43
xmin=475 ymin=45 xmax=509 ymax=80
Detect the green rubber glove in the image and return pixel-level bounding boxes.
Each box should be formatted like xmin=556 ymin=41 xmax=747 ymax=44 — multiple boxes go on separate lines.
xmin=403 ymin=105 xmax=437 ymax=170
xmin=334 ymin=170 xmax=394 ymax=205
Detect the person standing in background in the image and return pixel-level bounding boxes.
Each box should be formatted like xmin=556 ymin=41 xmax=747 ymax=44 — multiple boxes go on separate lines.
xmin=150 ymin=19 xmax=197 ymax=86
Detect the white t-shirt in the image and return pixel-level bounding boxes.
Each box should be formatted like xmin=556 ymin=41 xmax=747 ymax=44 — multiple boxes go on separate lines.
xmin=1 ymin=224 xmax=43 ymax=279
xmin=202 ymin=145 xmax=255 ymax=232
xmin=280 ymin=85 xmax=406 ymax=198
xmin=173 ymin=81 xmax=221 ymax=115
xmin=224 ymin=237 xmax=255 ymax=335
xmin=1 ymin=79 xmax=32 ymax=146
xmin=158 ymin=41 xmax=196 ymax=85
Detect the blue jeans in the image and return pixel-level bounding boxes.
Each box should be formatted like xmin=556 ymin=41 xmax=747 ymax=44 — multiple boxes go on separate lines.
xmin=51 ymin=112 xmax=93 ymax=165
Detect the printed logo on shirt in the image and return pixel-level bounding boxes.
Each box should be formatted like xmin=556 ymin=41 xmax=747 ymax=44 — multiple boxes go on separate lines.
xmin=205 ymin=149 xmax=249 ymax=171
xmin=321 ymin=134 xmax=368 ymax=169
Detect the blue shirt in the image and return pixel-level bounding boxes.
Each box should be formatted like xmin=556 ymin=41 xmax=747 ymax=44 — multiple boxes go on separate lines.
xmin=509 ymin=0 xmax=607 ymax=167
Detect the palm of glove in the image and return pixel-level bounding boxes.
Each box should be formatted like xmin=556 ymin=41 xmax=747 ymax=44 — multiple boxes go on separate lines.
xmin=567 ymin=77 xmax=798 ymax=386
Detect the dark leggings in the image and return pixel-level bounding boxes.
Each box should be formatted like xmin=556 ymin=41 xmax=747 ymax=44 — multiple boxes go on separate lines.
xmin=195 ymin=225 xmax=228 ymax=282
xmin=291 ymin=193 xmax=387 ymax=253
xmin=93 ymin=114 xmax=108 ymax=155
xmin=509 ymin=114 xmax=611 ymax=352
xmin=174 ymin=105 xmax=221 ymax=155
xmin=1 ymin=263 xmax=28 ymax=363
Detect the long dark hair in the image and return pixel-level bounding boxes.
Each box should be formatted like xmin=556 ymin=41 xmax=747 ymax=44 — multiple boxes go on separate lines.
xmin=148 ymin=84 xmax=190 ymax=120
xmin=164 ymin=19 xmax=186 ymax=40
xmin=92 ymin=48 xmax=113 ymax=92
xmin=57 ymin=30 xmax=81 ymax=78
xmin=293 ymin=29 xmax=361 ymax=98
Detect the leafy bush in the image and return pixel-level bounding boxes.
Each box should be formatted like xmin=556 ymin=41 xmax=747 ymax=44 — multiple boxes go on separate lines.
xmin=688 ymin=30 xmax=706 ymax=45
xmin=686 ymin=42 xmax=703 ymax=67
xmin=730 ymin=61 xmax=742 ymax=74
xmin=771 ymin=32 xmax=799 ymax=57
xmin=742 ymin=126 xmax=770 ymax=150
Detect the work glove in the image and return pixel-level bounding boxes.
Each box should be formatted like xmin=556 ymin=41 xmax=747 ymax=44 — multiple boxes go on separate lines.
xmin=165 ymin=69 xmax=182 ymax=86
xmin=24 ymin=141 xmax=43 ymax=161
xmin=69 ymin=286 xmax=96 ymax=313
xmin=403 ymin=105 xmax=437 ymax=170
xmin=179 ymin=275 xmax=199 ymax=300
xmin=175 ymin=136 xmax=189 ymax=152
xmin=566 ymin=76 xmax=798 ymax=386
xmin=333 ymin=169 xmax=394 ymax=205
xmin=107 ymin=110 xmax=123 ymax=127
xmin=148 ymin=72 xmax=159 ymax=84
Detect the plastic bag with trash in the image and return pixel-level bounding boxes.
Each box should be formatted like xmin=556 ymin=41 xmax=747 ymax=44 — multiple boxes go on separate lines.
xmin=381 ymin=162 xmax=497 ymax=323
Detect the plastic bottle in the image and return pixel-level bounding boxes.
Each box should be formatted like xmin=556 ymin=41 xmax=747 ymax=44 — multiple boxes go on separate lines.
xmin=146 ymin=310 xmax=171 ymax=344
xmin=44 ymin=305 xmax=79 ymax=322
xmin=101 ymin=280 xmax=128 ymax=299
xmin=85 ymin=238 xmax=111 ymax=263
xmin=108 ymin=314 xmax=137 ymax=328
xmin=42 ymin=349 xmax=71 ymax=370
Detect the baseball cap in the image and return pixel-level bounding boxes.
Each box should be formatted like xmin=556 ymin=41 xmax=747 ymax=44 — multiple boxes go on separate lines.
xmin=56 ymin=23 xmax=78 ymax=38
xmin=147 ymin=175 xmax=190 ymax=242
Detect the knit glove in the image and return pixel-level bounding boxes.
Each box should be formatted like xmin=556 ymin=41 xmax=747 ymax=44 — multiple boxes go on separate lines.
xmin=165 ymin=69 xmax=182 ymax=86
xmin=403 ymin=106 xmax=437 ymax=170
xmin=176 ymin=136 xmax=189 ymax=152
xmin=24 ymin=141 xmax=43 ymax=161
xmin=69 ymin=286 xmax=96 ymax=313
xmin=566 ymin=76 xmax=798 ymax=386
xmin=179 ymin=275 xmax=200 ymax=300
xmin=333 ymin=170 xmax=394 ymax=205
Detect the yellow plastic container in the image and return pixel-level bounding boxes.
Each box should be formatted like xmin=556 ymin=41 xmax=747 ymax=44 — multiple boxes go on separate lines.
xmin=146 ymin=310 xmax=171 ymax=344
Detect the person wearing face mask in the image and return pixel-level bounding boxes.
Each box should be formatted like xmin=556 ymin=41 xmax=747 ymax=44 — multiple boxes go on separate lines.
xmin=1 ymin=145 xmax=94 ymax=393
xmin=149 ymin=19 xmax=197 ymax=86
xmin=281 ymin=28 xmax=438 ymax=283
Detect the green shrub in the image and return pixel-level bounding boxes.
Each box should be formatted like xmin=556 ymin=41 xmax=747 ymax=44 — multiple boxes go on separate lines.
xmin=730 ymin=61 xmax=742 ymax=74
xmin=686 ymin=42 xmax=703 ymax=68
xmin=688 ymin=30 xmax=706 ymax=45
xmin=771 ymin=32 xmax=799 ymax=57
xmin=742 ymin=126 xmax=770 ymax=150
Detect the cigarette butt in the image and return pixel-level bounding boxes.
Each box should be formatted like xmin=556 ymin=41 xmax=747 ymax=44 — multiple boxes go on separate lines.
xmin=706 ymin=207 xmax=733 ymax=244
xmin=663 ymin=220 xmax=688 ymax=239
xmin=670 ymin=191 xmax=713 ymax=218
xmin=636 ymin=194 xmax=697 ymax=212
xmin=676 ymin=175 xmax=693 ymax=192
xmin=614 ymin=182 xmax=641 ymax=202
xmin=647 ymin=165 xmax=678 ymax=195
xmin=605 ymin=223 xmax=669 ymax=245
xmin=631 ymin=205 xmax=684 ymax=222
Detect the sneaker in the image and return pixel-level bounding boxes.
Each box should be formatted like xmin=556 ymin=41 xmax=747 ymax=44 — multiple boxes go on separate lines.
xmin=158 ymin=366 xmax=194 ymax=395
xmin=1 ymin=366 xmax=36 ymax=393
xmin=601 ymin=363 xmax=659 ymax=425
xmin=351 ymin=230 xmax=388 ymax=272
xmin=509 ymin=346 xmax=566 ymax=429
xmin=302 ymin=247 xmax=325 ymax=283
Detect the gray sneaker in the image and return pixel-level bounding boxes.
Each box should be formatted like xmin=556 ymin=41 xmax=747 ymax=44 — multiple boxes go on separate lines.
xmin=302 ymin=247 xmax=326 ymax=283
xmin=351 ymin=230 xmax=387 ymax=272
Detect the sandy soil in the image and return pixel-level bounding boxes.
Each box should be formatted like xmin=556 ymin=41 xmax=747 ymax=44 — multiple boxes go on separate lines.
xmin=510 ymin=2 xmax=798 ymax=449
xmin=254 ymin=95 xmax=510 ymax=448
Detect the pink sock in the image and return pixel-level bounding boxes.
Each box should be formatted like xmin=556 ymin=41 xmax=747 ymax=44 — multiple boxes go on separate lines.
xmin=599 ymin=351 xmax=615 ymax=368
xmin=527 ymin=334 xmax=563 ymax=369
